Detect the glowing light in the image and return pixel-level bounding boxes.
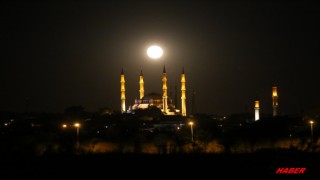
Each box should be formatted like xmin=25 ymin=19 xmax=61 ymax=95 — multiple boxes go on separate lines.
xmin=310 ymin=121 xmax=314 ymax=124
xmin=74 ymin=123 xmax=80 ymax=128
xmin=255 ymin=101 xmax=259 ymax=108
xmin=272 ymin=87 xmax=278 ymax=97
xmin=255 ymin=100 xmax=260 ymax=121
xmin=189 ymin=121 xmax=194 ymax=126
xmin=147 ymin=45 xmax=163 ymax=59
xmin=62 ymin=124 xmax=67 ymax=128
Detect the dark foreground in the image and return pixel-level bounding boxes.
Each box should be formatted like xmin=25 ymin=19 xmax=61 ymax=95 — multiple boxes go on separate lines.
xmin=2 ymin=150 xmax=320 ymax=180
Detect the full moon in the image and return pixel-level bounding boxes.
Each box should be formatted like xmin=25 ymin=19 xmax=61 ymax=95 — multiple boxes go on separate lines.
xmin=147 ymin=45 xmax=163 ymax=59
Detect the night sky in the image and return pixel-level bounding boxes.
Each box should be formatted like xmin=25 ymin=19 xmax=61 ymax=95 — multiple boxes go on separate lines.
xmin=1 ymin=1 xmax=320 ymax=115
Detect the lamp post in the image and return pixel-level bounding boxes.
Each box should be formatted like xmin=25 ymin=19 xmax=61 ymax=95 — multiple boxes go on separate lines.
xmin=189 ymin=121 xmax=194 ymax=143
xmin=310 ymin=121 xmax=314 ymax=144
xmin=74 ymin=123 xmax=80 ymax=149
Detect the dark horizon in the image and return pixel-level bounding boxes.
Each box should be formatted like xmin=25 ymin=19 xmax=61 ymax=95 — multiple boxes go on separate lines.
xmin=1 ymin=1 xmax=320 ymax=115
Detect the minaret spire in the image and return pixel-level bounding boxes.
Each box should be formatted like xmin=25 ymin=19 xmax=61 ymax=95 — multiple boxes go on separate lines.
xmin=181 ymin=67 xmax=187 ymax=116
xmin=254 ymin=100 xmax=260 ymax=121
xmin=162 ymin=65 xmax=168 ymax=113
xmin=139 ymin=69 xmax=144 ymax=99
xmin=272 ymin=86 xmax=278 ymax=117
xmin=120 ymin=68 xmax=126 ymax=113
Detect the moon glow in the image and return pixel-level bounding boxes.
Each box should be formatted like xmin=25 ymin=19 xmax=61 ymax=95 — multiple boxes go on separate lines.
xmin=147 ymin=45 xmax=163 ymax=59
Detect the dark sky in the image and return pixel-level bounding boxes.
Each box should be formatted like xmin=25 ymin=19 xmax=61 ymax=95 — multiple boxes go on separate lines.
xmin=1 ymin=0 xmax=320 ymax=115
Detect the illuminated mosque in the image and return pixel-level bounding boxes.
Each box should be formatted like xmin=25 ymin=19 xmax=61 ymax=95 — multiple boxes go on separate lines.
xmin=120 ymin=65 xmax=187 ymax=116
xmin=120 ymin=63 xmax=279 ymax=119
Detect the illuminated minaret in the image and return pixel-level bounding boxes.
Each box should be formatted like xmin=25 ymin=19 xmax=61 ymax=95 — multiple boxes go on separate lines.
xmin=254 ymin=100 xmax=260 ymax=121
xmin=181 ymin=67 xmax=187 ymax=116
xmin=139 ymin=70 xmax=144 ymax=99
xmin=272 ymin=86 xmax=278 ymax=117
xmin=162 ymin=65 xmax=168 ymax=113
xmin=120 ymin=68 xmax=126 ymax=113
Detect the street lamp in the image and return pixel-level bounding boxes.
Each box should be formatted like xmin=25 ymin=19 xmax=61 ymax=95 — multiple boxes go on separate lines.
xmin=74 ymin=123 xmax=80 ymax=149
xmin=309 ymin=121 xmax=314 ymax=144
xmin=188 ymin=121 xmax=194 ymax=143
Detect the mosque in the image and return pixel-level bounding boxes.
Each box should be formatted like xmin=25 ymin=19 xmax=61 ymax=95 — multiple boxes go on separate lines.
xmin=120 ymin=64 xmax=279 ymax=119
xmin=120 ymin=65 xmax=187 ymax=116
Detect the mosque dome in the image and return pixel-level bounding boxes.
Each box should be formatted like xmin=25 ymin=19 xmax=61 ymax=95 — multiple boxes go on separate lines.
xmin=142 ymin=92 xmax=162 ymax=101
xmin=140 ymin=92 xmax=162 ymax=108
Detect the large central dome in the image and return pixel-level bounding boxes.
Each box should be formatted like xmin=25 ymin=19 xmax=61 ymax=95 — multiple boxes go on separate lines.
xmin=142 ymin=92 xmax=162 ymax=101
xmin=141 ymin=92 xmax=163 ymax=108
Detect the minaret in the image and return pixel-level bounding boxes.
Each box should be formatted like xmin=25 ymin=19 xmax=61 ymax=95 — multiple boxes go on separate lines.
xmin=254 ymin=100 xmax=260 ymax=121
xmin=272 ymin=86 xmax=278 ymax=117
xmin=162 ymin=65 xmax=168 ymax=113
xmin=120 ymin=68 xmax=126 ymax=113
xmin=181 ymin=67 xmax=187 ymax=116
xmin=139 ymin=70 xmax=144 ymax=99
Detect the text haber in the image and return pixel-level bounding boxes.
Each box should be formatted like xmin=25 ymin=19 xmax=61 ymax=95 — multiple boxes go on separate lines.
xmin=276 ymin=167 xmax=306 ymax=174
